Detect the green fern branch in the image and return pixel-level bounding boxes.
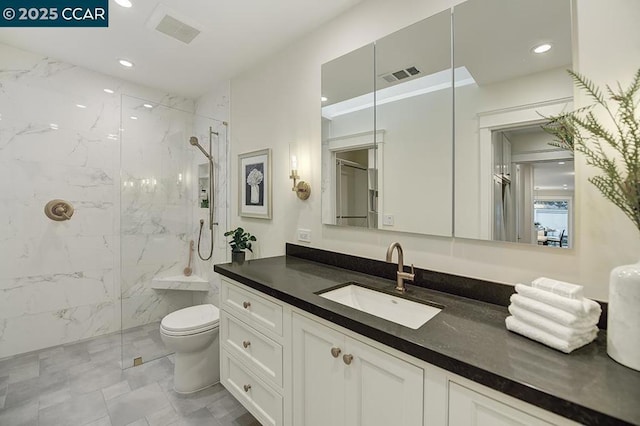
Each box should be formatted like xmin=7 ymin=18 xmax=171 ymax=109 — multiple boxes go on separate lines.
xmin=543 ymin=68 xmax=640 ymax=234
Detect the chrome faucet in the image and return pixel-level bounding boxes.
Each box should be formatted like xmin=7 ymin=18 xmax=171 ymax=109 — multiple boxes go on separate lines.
xmin=385 ymin=242 xmax=415 ymax=292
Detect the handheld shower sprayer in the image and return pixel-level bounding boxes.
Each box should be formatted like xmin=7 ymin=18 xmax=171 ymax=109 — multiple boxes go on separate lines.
xmin=190 ymin=127 xmax=221 ymax=261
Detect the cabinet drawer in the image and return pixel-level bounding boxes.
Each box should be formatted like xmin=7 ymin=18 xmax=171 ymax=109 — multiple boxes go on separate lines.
xmin=221 ymin=310 xmax=283 ymax=388
xmin=222 ymin=350 xmax=283 ymax=426
xmin=221 ymin=280 xmax=283 ymax=338
xmin=448 ymin=382 xmax=554 ymax=426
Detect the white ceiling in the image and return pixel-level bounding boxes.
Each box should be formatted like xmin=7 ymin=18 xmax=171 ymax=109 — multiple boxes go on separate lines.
xmin=0 ymin=0 xmax=363 ymax=98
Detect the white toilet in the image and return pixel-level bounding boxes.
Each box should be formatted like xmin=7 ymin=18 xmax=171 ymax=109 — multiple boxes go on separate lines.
xmin=160 ymin=304 xmax=220 ymax=394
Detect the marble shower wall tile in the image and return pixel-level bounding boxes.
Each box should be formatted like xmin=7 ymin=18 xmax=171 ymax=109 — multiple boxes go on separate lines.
xmin=193 ymin=86 xmax=231 ymax=306
xmin=0 ymin=41 xmax=218 ymax=359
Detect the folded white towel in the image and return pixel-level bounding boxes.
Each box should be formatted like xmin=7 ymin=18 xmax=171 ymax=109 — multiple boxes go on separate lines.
xmin=531 ymin=277 xmax=584 ymax=300
xmin=515 ymin=284 xmax=601 ymax=317
xmin=505 ymin=316 xmax=598 ymax=353
xmin=510 ymin=294 xmax=600 ymax=328
xmin=508 ymin=304 xmax=597 ymax=341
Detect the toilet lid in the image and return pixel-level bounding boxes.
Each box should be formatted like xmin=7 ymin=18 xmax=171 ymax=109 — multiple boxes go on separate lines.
xmin=161 ymin=304 xmax=219 ymax=332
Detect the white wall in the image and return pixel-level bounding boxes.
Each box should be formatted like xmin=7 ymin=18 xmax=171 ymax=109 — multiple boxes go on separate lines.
xmin=229 ymin=0 xmax=640 ymax=300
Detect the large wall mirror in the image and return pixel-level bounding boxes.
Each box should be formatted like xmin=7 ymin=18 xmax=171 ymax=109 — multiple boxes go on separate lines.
xmin=453 ymin=0 xmax=574 ymax=248
xmin=320 ymin=0 xmax=573 ymax=249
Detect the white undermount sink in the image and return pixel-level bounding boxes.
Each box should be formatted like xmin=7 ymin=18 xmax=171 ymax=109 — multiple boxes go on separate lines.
xmin=319 ymin=283 xmax=442 ymax=329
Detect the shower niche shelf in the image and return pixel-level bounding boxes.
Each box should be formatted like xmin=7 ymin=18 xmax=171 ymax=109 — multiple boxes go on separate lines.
xmin=151 ymin=275 xmax=209 ymax=292
xmin=198 ymin=163 xmax=210 ymax=209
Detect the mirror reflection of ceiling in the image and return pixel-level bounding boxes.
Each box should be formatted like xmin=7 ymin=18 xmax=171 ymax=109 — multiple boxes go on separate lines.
xmin=455 ymin=0 xmax=572 ymax=85
xmin=322 ymin=0 xmax=571 ymax=107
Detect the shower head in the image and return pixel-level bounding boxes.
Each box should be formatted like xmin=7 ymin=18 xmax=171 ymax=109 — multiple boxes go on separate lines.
xmin=189 ymin=136 xmax=212 ymax=161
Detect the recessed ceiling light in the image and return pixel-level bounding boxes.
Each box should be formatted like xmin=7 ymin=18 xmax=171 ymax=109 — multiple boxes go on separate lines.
xmin=143 ymin=104 xmax=153 ymax=109
xmin=119 ymin=59 xmax=134 ymax=68
xmin=130 ymin=116 xmax=138 ymax=120
xmin=104 ymin=88 xmax=114 ymax=94
xmin=321 ymin=96 xmax=328 ymax=102
xmin=558 ymin=161 xmax=565 ymax=165
xmin=532 ymin=43 xmax=552 ymax=54
xmin=76 ymin=104 xmax=87 ymax=109
xmin=115 ymin=0 xmax=132 ymax=8
xmin=50 ymin=123 xmax=59 ymax=130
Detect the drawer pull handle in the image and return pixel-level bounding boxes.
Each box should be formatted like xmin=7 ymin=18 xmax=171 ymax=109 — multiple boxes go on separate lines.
xmin=243 ymin=384 xmax=252 ymax=392
xmin=330 ymin=347 xmax=341 ymax=358
xmin=243 ymin=301 xmax=251 ymax=309
xmin=243 ymin=340 xmax=251 ymax=348
xmin=343 ymin=354 xmax=353 ymax=365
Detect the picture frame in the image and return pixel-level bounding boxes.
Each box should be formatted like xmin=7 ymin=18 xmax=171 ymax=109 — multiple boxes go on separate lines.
xmin=238 ymin=148 xmax=272 ymax=219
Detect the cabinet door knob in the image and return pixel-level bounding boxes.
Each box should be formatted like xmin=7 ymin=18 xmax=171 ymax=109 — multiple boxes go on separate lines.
xmin=243 ymin=340 xmax=251 ymax=348
xmin=330 ymin=347 xmax=341 ymax=358
xmin=343 ymin=354 xmax=354 ymax=365
xmin=243 ymin=301 xmax=251 ymax=309
xmin=243 ymin=384 xmax=251 ymax=392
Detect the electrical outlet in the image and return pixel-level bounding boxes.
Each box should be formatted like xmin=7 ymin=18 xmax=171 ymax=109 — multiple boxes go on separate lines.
xmin=297 ymin=228 xmax=311 ymax=243
xmin=383 ymin=214 xmax=394 ymax=226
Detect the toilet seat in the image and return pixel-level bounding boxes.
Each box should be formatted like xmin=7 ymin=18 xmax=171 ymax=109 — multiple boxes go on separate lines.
xmin=161 ymin=304 xmax=219 ymax=336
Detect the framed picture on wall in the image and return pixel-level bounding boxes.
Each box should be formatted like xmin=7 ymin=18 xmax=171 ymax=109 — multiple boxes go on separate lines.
xmin=238 ymin=149 xmax=272 ymax=219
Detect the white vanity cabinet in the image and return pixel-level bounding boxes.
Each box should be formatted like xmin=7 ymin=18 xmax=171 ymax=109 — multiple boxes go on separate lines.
xmin=219 ymin=278 xmax=289 ymax=426
xmin=292 ymin=312 xmax=424 ymax=426
xmin=448 ymin=382 xmax=556 ymax=426
xmin=219 ymin=277 xmax=581 ymax=426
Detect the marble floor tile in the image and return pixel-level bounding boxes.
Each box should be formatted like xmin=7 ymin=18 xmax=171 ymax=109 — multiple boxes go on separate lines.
xmin=0 ymin=400 xmax=38 ymax=426
xmin=0 ymin=327 xmax=259 ymax=426
xmin=38 ymin=387 xmax=72 ymax=410
xmin=219 ymin=409 xmax=262 ymax=426
xmin=125 ymin=418 xmax=150 ymax=426
xmin=162 ymin=379 xmax=227 ymax=417
xmin=7 ymin=360 xmax=40 ymax=384
xmin=4 ymin=369 xmax=67 ymax=409
xmin=207 ymin=392 xmax=247 ymax=420
xmin=86 ymin=416 xmax=114 ymax=426
xmin=123 ymin=357 xmax=173 ymax=390
xmin=177 ymin=407 xmax=222 ymax=426
xmin=0 ymin=354 xmax=39 ymax=374
xmin=68 ymin=361 xmax=124 ymax=394
xmin=39 ymin=348 xmax=91 ymax=376
xmin=106 ymin=382 xmax=171 ymax=426
xmin=145 ymin=405 xmax=178 ymax=426
xmin=102 ymin=380 xmax=132 ymax=401
xmin=39 ymin=390 xmax=108 ymax=426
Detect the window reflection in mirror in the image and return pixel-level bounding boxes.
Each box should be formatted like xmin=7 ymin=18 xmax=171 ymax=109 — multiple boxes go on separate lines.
xmin=453 ymin=0 xmax=574 ymax=248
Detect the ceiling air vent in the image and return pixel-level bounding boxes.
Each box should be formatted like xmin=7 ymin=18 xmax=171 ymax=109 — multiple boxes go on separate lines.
xmin=380 ymin=66 xmax=421 ymax=83
xmin=155 ymin=14 xmax=201 ymax=44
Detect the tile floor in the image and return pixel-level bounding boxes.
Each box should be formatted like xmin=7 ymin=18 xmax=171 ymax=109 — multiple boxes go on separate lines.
xmin=0 ymin=325 xmax=260 ymax=426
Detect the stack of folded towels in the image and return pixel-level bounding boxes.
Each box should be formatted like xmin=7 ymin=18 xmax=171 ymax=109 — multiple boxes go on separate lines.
xmin=505 ymin=277 xmax=602 ymax=353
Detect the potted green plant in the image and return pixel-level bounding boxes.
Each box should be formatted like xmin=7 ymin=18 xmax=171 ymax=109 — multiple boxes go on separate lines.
xmin=543 ymin=68 xmax=640 ymax=371
xmin=224 ymin=227 xmax=257 ymax=263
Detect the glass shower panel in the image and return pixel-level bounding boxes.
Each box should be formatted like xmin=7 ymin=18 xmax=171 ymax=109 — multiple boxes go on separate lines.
xmin=119 ymin=95 xmax=220 ymax=369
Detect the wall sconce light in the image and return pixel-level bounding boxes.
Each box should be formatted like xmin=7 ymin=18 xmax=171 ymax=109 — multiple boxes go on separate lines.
xmin=290 ymin=155 xmax=311 ymax=200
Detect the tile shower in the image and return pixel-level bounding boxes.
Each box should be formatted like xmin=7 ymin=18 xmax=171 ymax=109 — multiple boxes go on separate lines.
xmin=0 ymin=42 xmax=229 ymax=366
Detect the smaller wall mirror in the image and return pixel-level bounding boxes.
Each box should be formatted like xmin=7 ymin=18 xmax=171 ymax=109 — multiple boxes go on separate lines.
xmin=321 ymin=44 xmax=376 ymax=228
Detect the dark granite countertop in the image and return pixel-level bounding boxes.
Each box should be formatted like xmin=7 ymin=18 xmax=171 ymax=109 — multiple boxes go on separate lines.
xmin=214 ymin=255 xmax=640 ymax=426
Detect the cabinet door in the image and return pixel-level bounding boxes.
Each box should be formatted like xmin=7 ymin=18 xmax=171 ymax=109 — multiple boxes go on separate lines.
xmin=448 ymin=382 xmax=554 ymax=426
xmin=292 ymin=313 xmax=346 ymax=426
xmin=344 ymin=337 xmax=424 ymax=426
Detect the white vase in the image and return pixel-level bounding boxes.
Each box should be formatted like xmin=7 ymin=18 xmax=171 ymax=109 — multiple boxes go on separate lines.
xmin=607 ymin=259 xmax=640 ymax=371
